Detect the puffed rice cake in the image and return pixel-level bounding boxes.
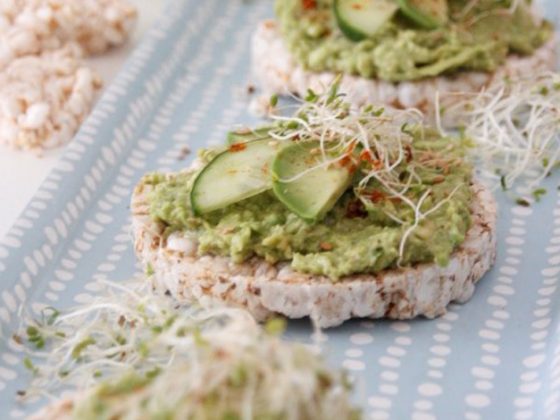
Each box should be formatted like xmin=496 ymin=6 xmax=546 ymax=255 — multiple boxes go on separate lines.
xmin=0 ymin=0 xmax=137 ymax=68
xmin=0 ymin=44 xmax=102 ymax=151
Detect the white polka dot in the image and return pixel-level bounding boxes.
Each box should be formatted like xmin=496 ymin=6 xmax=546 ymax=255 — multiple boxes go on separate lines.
xmin=493 ymin=310 xmax=510 ymax=320
xmin=379 ymin=356 xmax=400 ymax=368
xmin=487 ymin=295 xmax=507 ymax=307
xmin=542 ymin=266 xmax=560 ymax=276
xmin=482 ymin=343 xmax=500 ymax=353
xmin=74 ymin=293 xmax=93 ymax=304
xmin=2 ymin=354 xmax=18 ymax=366
xmin=0 ymin=366 xmax=16 ymax=380
xmin=433 ymin=333 xmax=449 ymax=343
xmin=505 ymin=236 xmax=524 ymax=246
xmin=395 ymin=336 xmax=412 ymax=346
xmin=428 ymin=370 xmax=443 ymax=379
xmin=520 ymin=371 xmax=538 ymax=382
xmin=523 ymin=354 xmax=545 ymax=368
xmin=494 ymin=285 xmax=514 ymax=296
xmin=472 ymin=366 xmax=495 ymax=379
xmin=481 ymin=355 xmax=501 ymax=366
xmin=464 ymin=412 xmax=481 ymax=420
xmin=465 ymin=393 xmax=491 ymax=408
xmin=537 ymin=298 xmax=551 ymax=306
xmin=532 ymin=318 xmax=551 ymax=329
xmin=45 ymin=292 xmax=59 ymax=302
xmin=428 ymin=358 xmax=446 ymax=368
xmin=391 ymin=322 xmax=410 ymax=332
xmin=475 ymin=380 xmax=493 ymax=391
xmin=387 ymin=346 xmax=406 ymax=357
xmin=430 ymin=345 xmax=451 ymax=356
xmin=511 ymin=206 xmax=532 ymax=216
xmin=379 ymin=384 xmax=398 ymax=395
xmin=2 ymin=292 xmax=16 ymax=313
xmin=414 ymin=400 xmax=433 ymax=411
xmin=485 ymin=319 xmax=505 ymax=330
xmin=533 ymin=308 xmax=550 ymax=318
xmin=443 ymin=312 xmax=459 ymax=321
xmin=436 ymin=323 xmax=452 ymax=331
xmin=350 ymin=333 xmax=374 ymax=345
xmin=514 ymin=410 xmax=533 ymax=420
xmin=497 ymin=276 xmax=513 ymax=284
xmin=370 ymin=410 xmax=390 ymax=420
xmin=368 ymin=396 xmax=392 ymax=409
xmin=418 ymin=383 xmax=442 ymax=397
xmin=343 ymin=359 xmax=366 ymax=371
xmin=509 ymin=227 xmax=526 ymax=235
xmin=380 ymin=371 xmax=398 ymax=381
xmin=531 ymin=342 xmax=546 ymax=351
xmin=520 ymin=382 xmax=541 ymax=394
xmin=345 ymin=348 xmax=363 ymax=358
xmin=479 ymin=329 xmax=500 ymax=340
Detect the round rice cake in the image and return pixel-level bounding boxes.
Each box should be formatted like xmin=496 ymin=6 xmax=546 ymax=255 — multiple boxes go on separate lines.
xmin=131 ymin=167 xmax=497 ymax=328
xmin=0 ymin=0 xmax=137 ymax=67
xmin=0 ymin=45 xmax=102 ymax=151
xmin=251 ymin=19 xmax=556 ymax=120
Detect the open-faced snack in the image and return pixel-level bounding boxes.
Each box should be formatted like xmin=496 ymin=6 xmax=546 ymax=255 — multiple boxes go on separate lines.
xmin=252 ymin=0 xmax=555 ymax=117
xmin=132 ymin=89 xmax=497 ymax=327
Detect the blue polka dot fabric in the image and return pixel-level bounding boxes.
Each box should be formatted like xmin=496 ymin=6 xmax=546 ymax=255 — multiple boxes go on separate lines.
xmin=0 ymin=1 xmax=558 ymax=418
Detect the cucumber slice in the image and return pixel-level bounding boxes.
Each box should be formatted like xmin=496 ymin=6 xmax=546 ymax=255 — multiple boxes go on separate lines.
xmin=334 ymin=0 xmax=398 ymax=41
xmin=226 ymin=126 xmax=272 ymax=145
xmin=191 ymin=139 xmax=279 ymax=215
xmin=272 ymin=141 xmax=354 ymax=222
xmin=397 ymin=0 xmax=448 ymax=29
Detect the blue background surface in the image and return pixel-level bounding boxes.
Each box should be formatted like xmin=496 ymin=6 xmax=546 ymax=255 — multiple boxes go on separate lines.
xmin=0 ymin=1 xmax=559 ymax=418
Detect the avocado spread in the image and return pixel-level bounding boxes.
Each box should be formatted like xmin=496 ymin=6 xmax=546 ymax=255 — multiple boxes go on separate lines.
xmin=144 ymin=129 xmax=472 ymax=280
xmin=276 ymin=0 xmax=553 ymax=82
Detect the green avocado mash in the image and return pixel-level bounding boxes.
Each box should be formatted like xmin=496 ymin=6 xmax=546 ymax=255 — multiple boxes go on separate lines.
xmin=276 ymin=0 xmax=553 ymax=82
xmin=144 ymin=129 xmax=472 ymax=280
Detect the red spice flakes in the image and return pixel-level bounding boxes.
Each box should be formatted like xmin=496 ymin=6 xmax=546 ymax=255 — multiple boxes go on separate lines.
xmin=320 ymin=242 xmax=334 ymax=251
xmin=405 ymin=144 xmax=413 ymax=163
xmin=346 ymin=140 xmax=357 ymax=154
xmin=338 ymin=142 xmax=358 ymax=173
xmin=359 ymin=149 xmax=374 ymax=163
xmin=432 ymin=175 xmax=445 ymax=184
xmin=302 ymin=0 xmax=317 ymax=10
xmin=339 ymin=154 xmax=357 ymax=174
xmin=360 ymin=150 xmax=383 ymax=170
xmin=351 ymin=2 xmax=363 ymax=10
xmin=229 ymin=143 xmax=247 ymax=152
xmin=369 ymin=190 xmax=385 ymax=203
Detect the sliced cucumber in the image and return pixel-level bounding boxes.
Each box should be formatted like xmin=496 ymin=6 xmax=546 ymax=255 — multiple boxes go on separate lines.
xmin=334 ymin=0 xmax=398 ymax=41
xmin=191 ymin=139 xmax=280 ymax=215
xmin=272 ymin=141 xmax=354 ymax=222
xmin=226 ymin=126 xmax=272 ymax=145
xmin=397 ymin=0 xmax=448 ymax=29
